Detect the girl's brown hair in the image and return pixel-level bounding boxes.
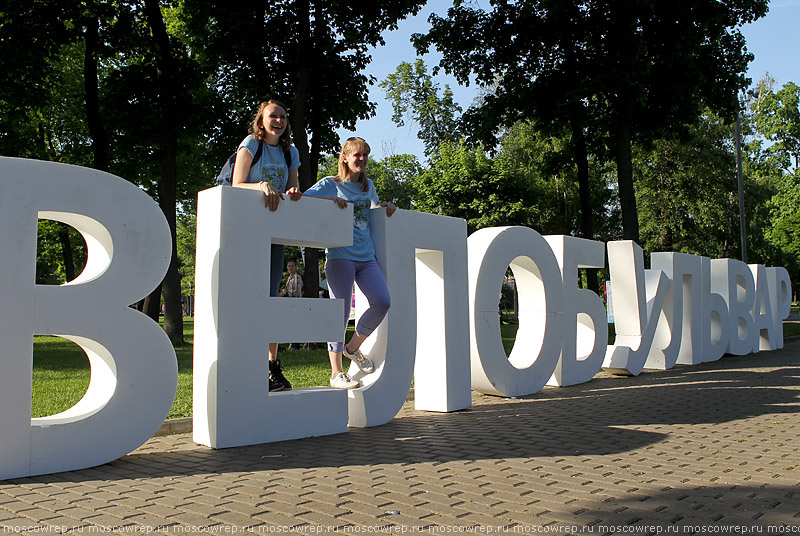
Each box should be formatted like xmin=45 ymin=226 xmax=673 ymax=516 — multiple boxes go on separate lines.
xmin=336 ymin=137 xmax=371 ymax=192
xmin=250 ymin=99 xmax=292 ymax=151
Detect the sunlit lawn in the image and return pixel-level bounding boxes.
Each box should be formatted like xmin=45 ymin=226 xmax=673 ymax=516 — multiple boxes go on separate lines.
xmin=32 ymin=311 xmax=800 ymax=420
xmin=32 ymin=318 xmax=356 ymax=419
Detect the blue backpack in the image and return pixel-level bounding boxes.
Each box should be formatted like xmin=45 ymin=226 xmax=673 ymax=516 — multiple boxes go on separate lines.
xmin=215 ymin=142 xmax=293 ymax=186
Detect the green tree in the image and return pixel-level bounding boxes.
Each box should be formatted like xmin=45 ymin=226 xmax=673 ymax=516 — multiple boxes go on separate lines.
xmin=315 ymin=151 xmax=420 ymax=209
xmin=35 ymin=220 xmax=87 ymax=285
xmin=1 ymin=0 xmax=222 ymax=343
xmin=183 ymin=0 xmax=426 ymax=297
xmin=765 ymin=174 xmax=800 ymax=289
xmin=634 ymin=111 xmax=741 ymax=258
xmin=417 ymin=141 xmax=543 ymax=234
xmin=379 ymin=59 xmax=463 ymax=158
xmin=415 ymin=0 xmax=768 ymax=245
xmin=176 ymin=210 xmax=197 ymax=314
xmin=752 ymin=80 xmax=800 ymax=172
xmin=316 ymin=154 xmax=338 ymax=180
xmin=366 ymin=154 xmax=421 ymax=210
xmin=495 ymin=121 xmax=616 ymax=240
xmin=747 ymin=78 xmax=800 ymax=289
xmin=415 ymin=122 xmax=615 ymax=241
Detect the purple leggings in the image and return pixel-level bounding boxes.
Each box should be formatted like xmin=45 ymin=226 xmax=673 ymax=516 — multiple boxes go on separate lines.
xmin=325 ymin=258 xmax=391 ymax=353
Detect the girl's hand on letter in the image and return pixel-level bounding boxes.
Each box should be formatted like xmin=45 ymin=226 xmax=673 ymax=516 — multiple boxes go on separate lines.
xmin=380 ymin=201 xmax=397 ymax=217
xmin=259 ymin=181 xmax=284 ymax=212
xmin=333 ymin=197 xmax=348 ymax=209
xmin=286 ymin=186 xmax=303 ymax=202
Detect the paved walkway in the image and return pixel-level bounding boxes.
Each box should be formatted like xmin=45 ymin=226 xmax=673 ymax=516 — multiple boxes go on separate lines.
xmin=2 ymin=339 xmax=800 ymax=534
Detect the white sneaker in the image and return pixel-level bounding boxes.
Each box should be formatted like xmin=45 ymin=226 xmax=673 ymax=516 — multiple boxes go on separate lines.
xmin=330 ymin=372 xmax=360 ymax=389
xmin=343 ymin=346 xmax=375 ymax=374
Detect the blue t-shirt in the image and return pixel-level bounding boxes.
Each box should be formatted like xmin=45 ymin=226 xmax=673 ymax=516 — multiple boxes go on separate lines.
xmin=237 ymin=135 xmax=300 ymax=192
xmin=305 ymin=176 xmax=380 ymax=261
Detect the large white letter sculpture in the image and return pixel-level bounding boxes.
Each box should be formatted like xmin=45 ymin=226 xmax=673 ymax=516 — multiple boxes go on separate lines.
xmin=701 ymin=256 xmax=730 ymax=363
xmin=711 ymin=259 xmax=757 ymax=356
xmin=193 ymin=188 xmax=355 ymax=448
xmin=545 ymin=236 xmax=608 ymax=386
xmin=347 ymin=209 xmax=471 ymax=428
xmin=767 ymin=267 xmax=792 ymax=350
xmin=0 ymin=157 xmax=176 ymax=479
xmin=469 ymin=227 xmax=564 ymax=397
xmin=751 ymin=264 xmax=777 ymax=351
xmin=604 ymin=241 xmax=670 ymax=376
xmin=647 ymin=253 xmax=703 ymax=368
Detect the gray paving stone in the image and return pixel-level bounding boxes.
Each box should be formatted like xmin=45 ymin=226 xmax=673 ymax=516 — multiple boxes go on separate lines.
xmin=2 ymin=339 xmax=799 ymax=531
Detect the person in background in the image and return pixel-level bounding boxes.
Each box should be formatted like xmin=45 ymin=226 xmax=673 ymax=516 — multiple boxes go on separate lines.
xmin=280 ymin=260 xmax=303 ymax=298
xmin=280 ymin=259 xmax=304 ymax=351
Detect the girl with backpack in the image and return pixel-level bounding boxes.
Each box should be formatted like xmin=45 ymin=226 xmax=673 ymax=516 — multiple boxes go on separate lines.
xmin=232 ymin=99 xmax=302 ymax=392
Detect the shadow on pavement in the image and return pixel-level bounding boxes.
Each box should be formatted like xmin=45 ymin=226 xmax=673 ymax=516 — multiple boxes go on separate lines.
xmin=17 ymin=341 xmax=800 ymax=484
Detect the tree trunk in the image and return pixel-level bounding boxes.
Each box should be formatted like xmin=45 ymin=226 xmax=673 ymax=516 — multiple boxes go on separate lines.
xmin=143 ymin=282 xmax=162 ymax=320
xmin=83 ymin=10 xmax=109 ymax=171
xmin=568 ymin=111 xmax=599 ymax=294
xmin=563 ymin=34 xmax=600 ymax=293
xmin=290 ymin=0 xmax=321 ymax=299
xmin=58 ymin=224 xmax=76 ymax=282
xmin=144 ymin=0 xmax=183 ymax=344
xmin=615 ymin=93 xmax=639 ymax=244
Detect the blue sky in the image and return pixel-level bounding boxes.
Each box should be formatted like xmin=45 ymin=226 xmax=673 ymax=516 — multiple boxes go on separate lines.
xmin=337 ymin=0 xmax=800 ymax=160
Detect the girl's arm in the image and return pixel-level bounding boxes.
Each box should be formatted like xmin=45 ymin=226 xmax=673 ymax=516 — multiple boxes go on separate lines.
xmin=286 ymin=167 xmax=302 ymax=201
xmin=231 ymin=147 xmax=254 ymax=187
xmin=312 ymin=195 xmax=348 ymax=209
xmin=304 ymin=178 xmax=348 ymax=209
xmin=232 ymin=147 xmax=284 ymax=211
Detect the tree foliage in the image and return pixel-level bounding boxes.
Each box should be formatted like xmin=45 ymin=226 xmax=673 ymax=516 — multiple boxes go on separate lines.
xmin=379 ymin=59 xmax=463 ymax=158
xmin=366 ymin=154 xmax=421 ymax=210
xmin=752 ymin=80 xmax=800 ymax=172
xmin=414 ymin=0 xmax=768 ymax=244
xmin=765 ymin=174 xmax=800 ymax=285
xmin=2 ymin=0 xmax=427 ymax=320
xmin=634 ymin=111 xmax=740 ymax=258
xmin=181 ymin=0 xmax=426 ymax=296
xmin=35 ymin=221 xmax=87 ymax=285
xmin=412 ymin=119 xmax=616 ymax=241
xmin=746 ymin=79 xmax=800 ymax=288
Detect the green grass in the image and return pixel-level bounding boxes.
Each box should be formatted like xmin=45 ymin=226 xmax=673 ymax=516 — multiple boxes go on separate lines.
xmin=32 ymin=319 xmax=356 ymax=420
xmin=31 ymin=311 xmax=800 ymax=420
xmin=784 ymin=321 xmax=800 ymax=338
xmin=32 ymin=336 xmax=92 ymax=418
xmin=501 ymin=322 xmax=518 ymax=354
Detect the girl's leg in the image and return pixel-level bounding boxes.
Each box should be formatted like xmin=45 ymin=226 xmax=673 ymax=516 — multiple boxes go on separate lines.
xmin=328 ymin=349 xmax=343 ymax=377
xmin=324 ymin=259 xmax=357 ymax=372
xmin=268 ymin=244 xmax=288 ymax=390
xmin=347 ymin=260 xmax=391 ymax=352
xmin=268 ymin=244 xmax=285 ymax=364
xmin=325 ymin=259 xmax=361 ymax=389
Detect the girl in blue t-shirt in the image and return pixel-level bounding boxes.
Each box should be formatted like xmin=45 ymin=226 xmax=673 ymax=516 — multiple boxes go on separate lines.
xmin=304 ymin=137 xmax=397 ymax=389
xmin=232 ymin=99 xmax=302 ymax=392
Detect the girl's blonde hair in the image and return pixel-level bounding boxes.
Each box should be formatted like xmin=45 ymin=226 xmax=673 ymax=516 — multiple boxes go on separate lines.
xmin=336 ymin=137 xmax=371 ymax=192
xmin=250 ymin=99 xmax=292 ymax=151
